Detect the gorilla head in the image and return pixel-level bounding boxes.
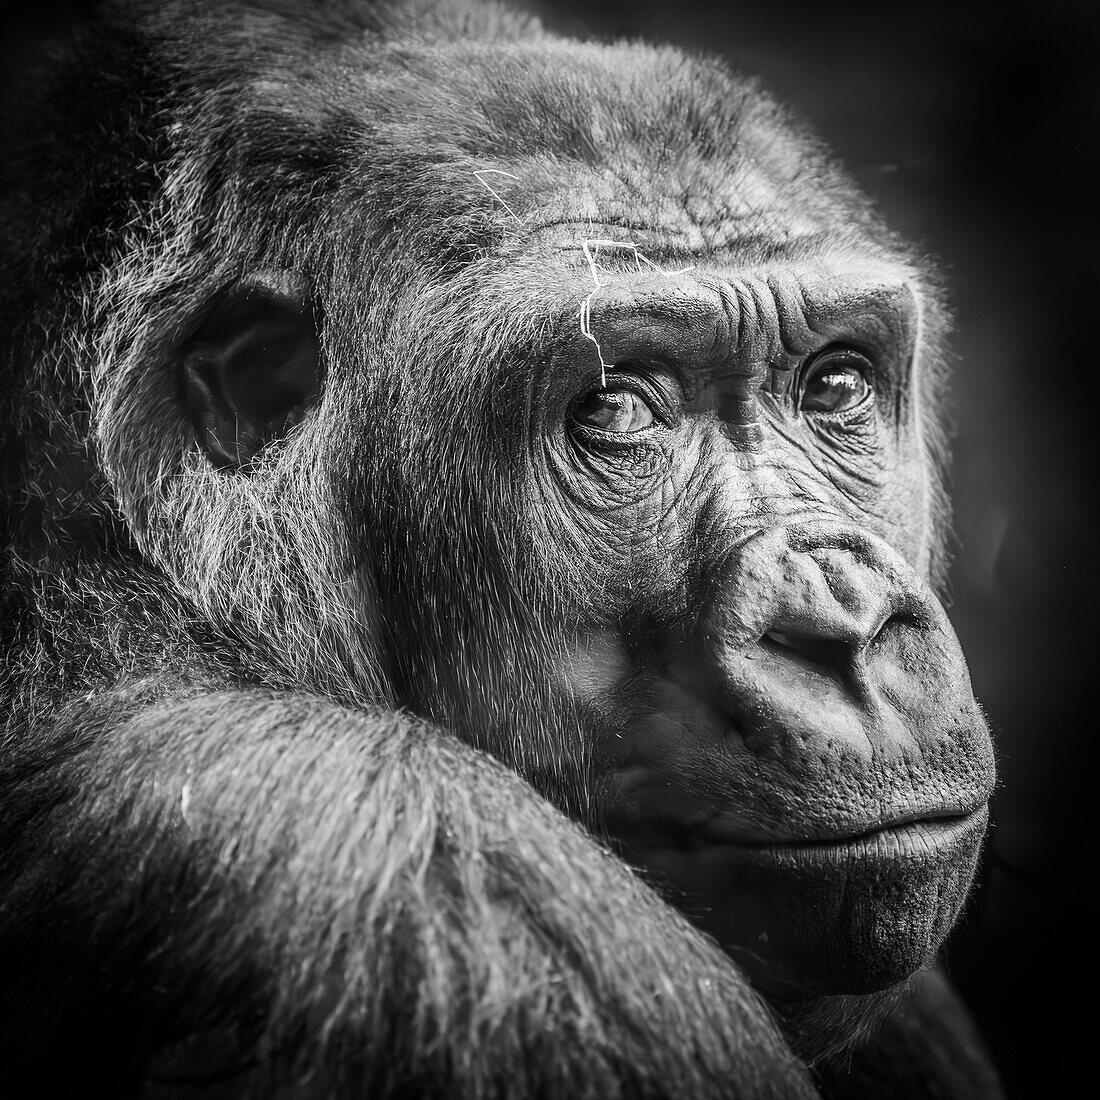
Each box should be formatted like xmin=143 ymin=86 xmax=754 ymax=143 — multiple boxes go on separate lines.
xmin=0 ymin=0 xmax=997 ymax=1093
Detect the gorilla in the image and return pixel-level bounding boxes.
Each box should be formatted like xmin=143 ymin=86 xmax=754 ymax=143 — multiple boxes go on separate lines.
xmin=0 ymin=0 xmax=1002 ymax=1096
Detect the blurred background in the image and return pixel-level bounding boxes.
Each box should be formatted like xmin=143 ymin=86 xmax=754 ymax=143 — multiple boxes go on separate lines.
xmin=3 ymin=0 xmax=1097 ymax=1095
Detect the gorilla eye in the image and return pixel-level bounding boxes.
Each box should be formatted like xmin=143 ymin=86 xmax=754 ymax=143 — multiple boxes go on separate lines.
xmin=572 ymin=388 xmax=655 ymax=433
xmin=800 ymin=350 xmax=873 ymax=415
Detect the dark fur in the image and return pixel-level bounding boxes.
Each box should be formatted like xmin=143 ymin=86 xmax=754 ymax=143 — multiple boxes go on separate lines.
xmin=1 ymin=1 xmax=997 ymax=1096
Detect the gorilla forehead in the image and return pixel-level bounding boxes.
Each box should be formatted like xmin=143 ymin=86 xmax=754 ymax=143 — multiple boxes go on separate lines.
xmin=150 ymin=4 xmax=886 ymax=255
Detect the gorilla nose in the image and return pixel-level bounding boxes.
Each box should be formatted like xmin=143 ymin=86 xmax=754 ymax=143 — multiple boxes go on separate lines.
xmin=717 ymin=523 xmax=922 ymax=655
xmin=751 ymin=538 xmax=913 ymax=692
xmin=699 ymin=521 xmax=971 ymax=759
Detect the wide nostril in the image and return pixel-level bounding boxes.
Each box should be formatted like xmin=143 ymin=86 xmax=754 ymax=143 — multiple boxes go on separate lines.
xmin=760 ymin=629 xmax=858 ymax=684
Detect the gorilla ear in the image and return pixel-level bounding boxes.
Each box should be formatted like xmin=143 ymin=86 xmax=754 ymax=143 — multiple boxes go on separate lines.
xmin=181 ymin=279 xmax=322 ymax=468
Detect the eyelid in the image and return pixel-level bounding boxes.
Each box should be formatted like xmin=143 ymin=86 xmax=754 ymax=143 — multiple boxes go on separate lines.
xmin=595 ymin=368 xmax=679 ymax=421
xmin=583 ymin=388 xmax=640 ymax=416
xmin=571 ymin=390 xmax=654 ymax=436
xmin=804 ymin=347 xmax=873 ymax=374
xmin=572 ymin=374 xmax=673 ymax=433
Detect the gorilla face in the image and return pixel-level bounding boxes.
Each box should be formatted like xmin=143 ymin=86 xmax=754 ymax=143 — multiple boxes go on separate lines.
xmin=143 ymin=25 xmax=994 ymax=1010
xmin=533 ymin=259 xmax=992 ymax=1001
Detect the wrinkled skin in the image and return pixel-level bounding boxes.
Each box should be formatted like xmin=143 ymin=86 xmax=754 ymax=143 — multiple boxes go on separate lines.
xmin=533 ymin=269 xmax=995 ymax=999
xmin=0 ymin=1 xmax=1000 ymax=1097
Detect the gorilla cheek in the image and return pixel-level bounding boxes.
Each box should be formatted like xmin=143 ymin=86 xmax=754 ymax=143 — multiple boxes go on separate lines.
xmin=626 ymin=808 xmax=988 ymax=1000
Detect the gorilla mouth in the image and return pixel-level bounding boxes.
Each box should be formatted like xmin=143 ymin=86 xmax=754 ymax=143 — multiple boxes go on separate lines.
xmin=708 ymin=805 xmax=989 ymax=866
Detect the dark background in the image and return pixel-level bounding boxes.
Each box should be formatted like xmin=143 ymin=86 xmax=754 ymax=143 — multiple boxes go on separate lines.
xmin=3 ymin=1 xmax=1097 ymax=1095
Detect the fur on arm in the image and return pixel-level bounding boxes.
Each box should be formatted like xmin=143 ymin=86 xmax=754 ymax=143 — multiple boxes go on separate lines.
xmin=0 ymin=687 xmax=815 ymax=1099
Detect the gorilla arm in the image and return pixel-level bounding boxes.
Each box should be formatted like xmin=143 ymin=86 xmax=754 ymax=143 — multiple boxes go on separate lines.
xmin=0 ymin=686 xmax=817 ymax=1099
